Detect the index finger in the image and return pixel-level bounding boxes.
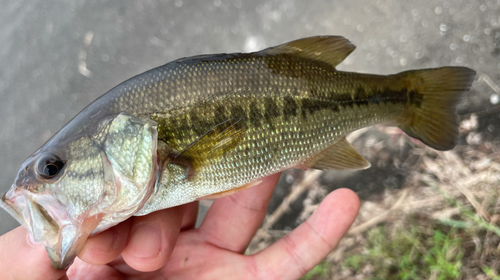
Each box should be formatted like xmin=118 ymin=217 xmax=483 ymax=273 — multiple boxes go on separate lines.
xmin=198 ymin=173 xmax=281 ymax=253
xmin=0 ymin=226 xmax=67 ymax=280
xmin=253 ymin=188 xmax=360 ymax=279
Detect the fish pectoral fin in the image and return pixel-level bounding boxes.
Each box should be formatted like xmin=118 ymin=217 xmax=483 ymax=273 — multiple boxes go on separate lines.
xmin=304 ymin=137 xmax=371 ymax=170
xmin=260 ymin=36 xmax=355 ymax=68
xmin=197 ymin=180 xmax=262 ymax=200
xmin=171 ymin=118 xmax=247 ymax=178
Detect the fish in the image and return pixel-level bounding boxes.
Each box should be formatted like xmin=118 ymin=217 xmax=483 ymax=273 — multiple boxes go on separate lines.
xmin=0 ymin=36 xmax=475 ymax=269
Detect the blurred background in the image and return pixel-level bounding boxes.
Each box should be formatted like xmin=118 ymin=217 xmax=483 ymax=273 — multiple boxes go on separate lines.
xmin=1 ymin=0 xmax=499 ymax=278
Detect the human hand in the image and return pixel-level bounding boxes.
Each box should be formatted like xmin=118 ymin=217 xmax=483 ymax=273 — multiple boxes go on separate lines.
xmin=0 ymin=173 xmax=360 ymax=280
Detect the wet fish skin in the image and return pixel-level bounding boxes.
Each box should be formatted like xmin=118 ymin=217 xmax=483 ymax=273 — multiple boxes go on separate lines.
xmin=0 ymin=36 xmax=476 ymax=269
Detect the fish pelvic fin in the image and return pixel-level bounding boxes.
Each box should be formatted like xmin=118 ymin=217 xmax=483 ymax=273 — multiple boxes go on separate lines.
xmin=197 ymin=180 xmax=262 ymax=200
xmin=396 ymin=67 xmax=476 ymax=151
xmin=261 ymin=36 xmax=355 ymax=68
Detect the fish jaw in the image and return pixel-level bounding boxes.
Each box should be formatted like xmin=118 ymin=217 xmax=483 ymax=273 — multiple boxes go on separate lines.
xmin=1 ymin=188 xmax=31 ymax=230
xmin=0 ymin=185 xmax=95 ymax=269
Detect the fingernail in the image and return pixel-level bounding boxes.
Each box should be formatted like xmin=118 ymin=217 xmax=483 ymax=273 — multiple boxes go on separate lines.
xmin=129 ymin=224 xmax=161 ymax=259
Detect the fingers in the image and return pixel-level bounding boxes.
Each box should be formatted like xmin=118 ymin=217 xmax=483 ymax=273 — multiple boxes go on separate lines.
xmin=0 ymin=226 xmax=67 ymax=280
xmin=79 ymin=201 xmax=197 ymax=268
xmin=78 ymin=219 xmax=132 ymax=265
xmin=121 ymin=206 xmax=184 ymax=272
xmin=77 ymin=201 xmax=196 ymax=273
xmin=198 ymin=173 xmax=281 ymax=253
xmin=67 ymin=258 xmax=124 ymax=280
xmin=253 ymin=188 xmax=360 ymax=279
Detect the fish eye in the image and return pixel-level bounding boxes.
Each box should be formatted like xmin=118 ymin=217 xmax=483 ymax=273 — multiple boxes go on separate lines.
xmin=36 ymin=154 xmax=65 ymax=180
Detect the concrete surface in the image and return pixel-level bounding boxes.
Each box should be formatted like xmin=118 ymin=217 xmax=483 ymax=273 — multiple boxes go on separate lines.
xmin=1 ymin=0 xmax=499 ymax=235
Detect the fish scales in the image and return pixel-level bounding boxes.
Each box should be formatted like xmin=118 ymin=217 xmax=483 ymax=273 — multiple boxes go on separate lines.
xmin=0 ymin=36 xmax=476 ymax=269
xmin=134 ymin=55 xmax=411 ymax=212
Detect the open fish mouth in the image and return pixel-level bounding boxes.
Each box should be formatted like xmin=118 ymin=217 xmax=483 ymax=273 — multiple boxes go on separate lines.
xmin=0 ymin=186 xmax=85 ymax=269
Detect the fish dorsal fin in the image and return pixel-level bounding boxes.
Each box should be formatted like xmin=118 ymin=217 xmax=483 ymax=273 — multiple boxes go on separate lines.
xmin=170 ymin=118 xmax=246 ymax=179
xmin=261 ymin=36 xmax=356 ymax=68
xmin=304 ymin=137 xmax=371 ymax=170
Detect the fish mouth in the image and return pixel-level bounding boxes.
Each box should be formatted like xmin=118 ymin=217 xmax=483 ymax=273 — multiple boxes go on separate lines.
xmin=1 ymin=188 xmax=31 ymax=229
xmin=0 ymin=186 xmax=86 ymax=269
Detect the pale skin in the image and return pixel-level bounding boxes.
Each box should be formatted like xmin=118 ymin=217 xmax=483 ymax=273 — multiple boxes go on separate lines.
xmin=0 ymin=173 xmax=360 ymax=280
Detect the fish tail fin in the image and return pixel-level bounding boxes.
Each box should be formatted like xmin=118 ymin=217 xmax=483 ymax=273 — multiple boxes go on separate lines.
xmin=396 ymin=67 xmax=476 ymax=151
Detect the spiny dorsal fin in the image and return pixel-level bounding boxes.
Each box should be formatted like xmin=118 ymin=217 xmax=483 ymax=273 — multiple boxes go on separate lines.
xmin=304 ymin=137 xmax=371 ymax=170
xmin=260 ymin=36 xmax=356 ymax=68
xmin=170 ymin=118 xmax=246 ymax=179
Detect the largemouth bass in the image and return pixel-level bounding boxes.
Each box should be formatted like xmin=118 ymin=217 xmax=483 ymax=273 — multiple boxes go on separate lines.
xmin=0 ymin=36 xmax=475 ymax=269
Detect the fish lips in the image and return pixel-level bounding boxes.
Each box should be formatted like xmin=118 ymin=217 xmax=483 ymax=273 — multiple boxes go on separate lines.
xmin=0 ymin=186 xmax=84 ymax=269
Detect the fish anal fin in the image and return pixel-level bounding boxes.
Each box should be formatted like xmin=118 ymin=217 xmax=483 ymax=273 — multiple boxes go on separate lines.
xmin=198 ymin=180 xmax=262 ymax=200
xmin=261 ymin=36 xmax=355 ymax=68
xmin=304 ymin=137 xmax=371 ymax=170
xmin=170 ymin=118 xmax=246 ymax=179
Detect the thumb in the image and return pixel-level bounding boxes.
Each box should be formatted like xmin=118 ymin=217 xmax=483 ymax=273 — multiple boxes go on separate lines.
xmin=0 ymin=226 xmax=67 ymax=280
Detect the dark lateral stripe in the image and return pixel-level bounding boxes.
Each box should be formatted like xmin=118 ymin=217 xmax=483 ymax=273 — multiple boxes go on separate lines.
xmin=283 ymin=96 xmax=298 ymax=121
xmin=264 ymin=97 xmax=280 ymax=124
xmin=328 ymin=87 xmax=422 ymax=107
xmin=249 ymin=101 xmax=262 ymax=125
xmin=214 ymin=105 xmax=227 ymax=124
xmin=230 ymin=105 xmax=244 ymax=119
xmin=300 ymin=98 xmax=339 ymax=118
xmin=189 ymin=112 xmax=201 ymax=128
xmin=408 ymin=90 xmax=422 ymax=106
xmin=296 ymin=87 xmax=423 ymax=118
xmin=156 ymin=86 xmax=424 ymax=145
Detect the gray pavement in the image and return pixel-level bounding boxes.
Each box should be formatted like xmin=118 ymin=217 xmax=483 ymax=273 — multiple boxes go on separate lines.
xmin=1 ymin=0 xmax=498 ymax=235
